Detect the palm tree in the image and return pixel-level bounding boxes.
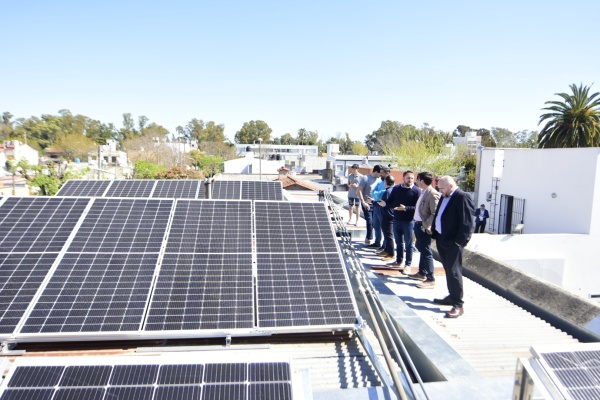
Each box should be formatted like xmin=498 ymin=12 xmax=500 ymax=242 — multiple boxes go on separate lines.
xmin=538 ymin=84 xmax=600 ymax=148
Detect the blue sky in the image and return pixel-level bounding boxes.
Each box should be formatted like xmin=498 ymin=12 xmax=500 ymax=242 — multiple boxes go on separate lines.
xmin=2 ymin=0 xmax=598 ymax=143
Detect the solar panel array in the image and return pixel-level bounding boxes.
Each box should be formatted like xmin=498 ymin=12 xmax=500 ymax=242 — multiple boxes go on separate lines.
xmin=56 ymin=179 xmax=284 ymax=200
xmin=536 ymin=348 xmax=600 ymax=400
xmin=0 ymin=357 xmax=295 ymax=400
xmin=0 ymin=195 xmax=356 ymax=342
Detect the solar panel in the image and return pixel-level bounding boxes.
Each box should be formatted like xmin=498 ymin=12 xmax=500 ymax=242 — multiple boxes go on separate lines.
xmin=165 ymin=200 xmax=252 ymax=253
xmin=0 ymin=197 xmax=89 ymax=253
xmin=67 ymin=198 xmax=173 ymax=253
xmin=212 ymin=180 xmax=241 ymax=199
xmin=55 ymin=180 xmax=111 ymax=197
xmin=256 ymin=253 xmax=356 ymax=328
xmin=0 ymin=253 xmax=58 ymax=335
xmin=145 ymin=253 xmax=254 ymax=331
xmin=20 ymin=253 xmax=158 ymax=334
xmin=104 ymin=180 xmax=156 ymax=197
xmin=254 ymin=202 xmax=339 ymax=253
xmin=534 ymin=346 xmax=600 ymax=400
xmin=152 ymin=180 xmax=200 ymax=199
xmin=0 ymin=358 xmax=295 ymax=400
xmin=241 ymin=181 xmax=284 ymax=201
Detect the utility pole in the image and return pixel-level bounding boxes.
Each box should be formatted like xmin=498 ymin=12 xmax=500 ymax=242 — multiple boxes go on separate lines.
xmin=97 ymin=146 xmax=101 ymax=179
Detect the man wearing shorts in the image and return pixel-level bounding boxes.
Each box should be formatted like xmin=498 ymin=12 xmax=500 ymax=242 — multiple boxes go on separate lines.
xmin=347 ymin=164 xmax=362 ymax=225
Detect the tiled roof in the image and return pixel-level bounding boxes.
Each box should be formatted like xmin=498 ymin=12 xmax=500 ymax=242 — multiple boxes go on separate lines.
xmin=276 ymin=175 xmax=321 ymax=191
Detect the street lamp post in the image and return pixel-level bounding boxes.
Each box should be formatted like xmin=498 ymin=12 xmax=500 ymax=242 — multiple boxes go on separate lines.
xmin=257 ymin=138 xmax=263 ymax=181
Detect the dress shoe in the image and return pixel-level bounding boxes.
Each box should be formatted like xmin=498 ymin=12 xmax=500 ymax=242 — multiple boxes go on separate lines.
xmin=433 ymin=296 xmax=453 ymax=306
xmin=407 ymin=273 xmax=427 ymax=281
xmin=381 ymin=255 xmax=394 ymax=261
xmin=375 ymin=249 xmax=387 ymax=255
xmin=445 ymin=307 xmax=464 ymax=318
xmin=378 ymin=251 xmax=389 ymax=257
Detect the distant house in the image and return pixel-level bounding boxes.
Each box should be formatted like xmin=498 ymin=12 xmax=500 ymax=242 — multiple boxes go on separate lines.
xmin=87 ymin=140 xmax=129 ymax=167
xmin=453 ymin=131 xmax=482 ymax=154
xmin=0 ymin=140 xmax=39 ymax=167
xmin=235 ymin=143 xmax=325 ymax=173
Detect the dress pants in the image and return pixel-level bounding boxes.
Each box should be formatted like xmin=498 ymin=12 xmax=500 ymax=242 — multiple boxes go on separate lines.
xmin=382 ymin=217 xmax=394 ymax=256
xmin=414 ymin=222 xmax=435 ymax=281
xmin=373 ymin=205 xmax=383 ymax=246
xmin=362 ymin=203 xmax=374 ymax=241
xmin=435 ymin=238 xmax=464 ymax=307
xmin=475 ymin=220 xmax=486 ymax=233
xmin=393 ymin=220 xmax=414 ymax=265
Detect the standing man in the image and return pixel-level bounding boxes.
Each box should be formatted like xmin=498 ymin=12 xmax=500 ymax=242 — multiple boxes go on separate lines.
xmin=432 ymin=176 xmax=475 ymax=318
xmin=474 ymin=204 xmax=489 ymax=233
xmin=386 ymin=170 xmax=420 ymax=271
xmin=357 ymin=165 xmax=382 ymax=245
xmin=377 ymin=175 xmax=396 ymax=261
xmin=369 ymin=166 xmax=391 ymax=250
xmin=347 ymin=164 xmax=362 ymax=225
xmin=407 ymin=172 xmax=440 ymax=288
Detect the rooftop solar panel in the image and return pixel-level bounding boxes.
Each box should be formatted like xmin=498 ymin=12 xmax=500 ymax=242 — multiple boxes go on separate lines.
xmin=256 ymin=253 xmax=356 ymax=328
xmin=67 ymin=198 xmax=173 ymax=253
xmin=0 ymin=197 xmax=89 ymax=253
xmin=165 ymin=200 xmax=252 ymax=253
xmin=0 ymin=253 xmax=58 ymax=335
xmin=55 ymin=180 xmax=111 ymax=197
xmin=241 ymin=181 xmax=284 ymax=201
xmin=212 ymin=181 xmax=241 ymax=199
xmin=104 ymin=180 xmax=156 ymax=197
xmin=254 ymin=202 xmax=339 ymax=253
xmin=145 ymin=253 xmax=254 ymax=331
xmin=152 ymin=180 xmax=200 ymax=199
xmin=0 ymin=358 xmax=295 ymax=400
xmin=20 ymin=253 xmax=158 ymax=334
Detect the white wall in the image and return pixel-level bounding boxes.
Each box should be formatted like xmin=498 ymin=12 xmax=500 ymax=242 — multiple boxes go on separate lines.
xmin=477 ymin=148 xmax=600 ymax=234
xmin=468 ymin=233 xmax=600 ymax=300
xmin=590 ymin=153 xmax=600 ymax=236
xmin=224 ymin=155 xmax=282 ymax=174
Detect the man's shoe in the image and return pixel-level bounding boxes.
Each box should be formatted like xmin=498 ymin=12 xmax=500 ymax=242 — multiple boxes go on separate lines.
xmin=433 ymin=296 xmax=453 ymax=306
xmin=366 ymin=243 xmax=381 ymax=249
xmin=407 ymin=273 xmax=427 ymax=281
xmin=401 ymin=266 xmax=412 ymax=275
xmin=387 ymin=261 xmax=403 ymax=268
xmin=417 ymin=280 xmax=435 ymax=289
xmin=445 ymin=307 xmax=464 ymax=318
xmin=375 ymin=249 xmax=387 ymax=255
xmin=378 ymin=251 xmax=389 ymax=257
xmin=381 ymin=255 xmax=395 ymax=261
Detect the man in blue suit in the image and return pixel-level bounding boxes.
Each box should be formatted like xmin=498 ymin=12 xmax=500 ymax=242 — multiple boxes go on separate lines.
xmin=431 ymin=176 xmax=475 ymax=318
xmin=474 ymin=204 xmax=489 ymax=233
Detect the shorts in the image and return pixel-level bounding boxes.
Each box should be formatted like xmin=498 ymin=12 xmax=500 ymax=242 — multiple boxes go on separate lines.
xmin=348 ymin=197 xmax=360 ymax=206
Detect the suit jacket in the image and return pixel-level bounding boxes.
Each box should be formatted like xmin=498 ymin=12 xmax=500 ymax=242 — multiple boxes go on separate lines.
xmin=432 ymin=189 xmax=475 ymax=246
xmin=417 ymin=186 xmax=440 ymax=234
xmin=474 ymin=209 xmax=490 ymax=221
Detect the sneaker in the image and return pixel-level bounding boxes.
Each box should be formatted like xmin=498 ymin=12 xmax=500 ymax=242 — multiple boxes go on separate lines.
xmin=381 ymin=255 xmax=395 ymax=261
xmin=407 ymin=273 xmax=427 ymax=281
xmin=378 ymin=252 xmax=389 ymax=258
xmin=401 ymin=266 xmax=412 ymax=275
xmin=417 ymin=280 xmax=435 ymax=289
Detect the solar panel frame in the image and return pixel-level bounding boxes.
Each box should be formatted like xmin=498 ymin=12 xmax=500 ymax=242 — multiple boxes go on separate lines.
xmin=0 ymin=197 xmax=90 ymax=253
xmin=212 ymin=180 xmax=242 ymax=199
xmin=55 ymin=180 xmax=111 ymax=197
xmin=0 ymin=356 xmax=300 ymax=400
xmin=104 ymin=180 xmax=156 ymax=198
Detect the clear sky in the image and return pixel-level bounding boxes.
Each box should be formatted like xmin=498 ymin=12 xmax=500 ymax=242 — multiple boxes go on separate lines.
xmin=2 ymin=0 xmax=598 ymax=143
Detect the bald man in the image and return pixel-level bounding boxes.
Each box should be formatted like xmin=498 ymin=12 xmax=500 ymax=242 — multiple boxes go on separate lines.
xmin=431 ymin=176 xmax=475 ymax=318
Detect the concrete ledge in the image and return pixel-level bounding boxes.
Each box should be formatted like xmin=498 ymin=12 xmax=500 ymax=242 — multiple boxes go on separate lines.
xmin=432 ymin=243 xmax=600 ymax=341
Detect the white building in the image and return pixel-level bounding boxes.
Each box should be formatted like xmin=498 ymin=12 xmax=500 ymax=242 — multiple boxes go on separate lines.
xmin=0 ymin=140 xmax=39 ymax=168
xmin=332 ymin=155 xmax=389 ymax=177
xmin=87 ymin=140 xmax=129 ymax=167
xmin=233 ymin=143 xmax=325 ymax=174
xmin=470 ymin=147 xmax=600 ymax=300
xmin=224 ymin=151 xmax=283 ymax=174
xmin=453 ymin=131 xmax=482 ymax=154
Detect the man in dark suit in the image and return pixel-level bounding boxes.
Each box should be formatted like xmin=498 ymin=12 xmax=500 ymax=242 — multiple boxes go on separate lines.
xmin=431 ymin=176 xmax=475 ymax=318
xmin=474 ymin=204 xmax=490 ymax=233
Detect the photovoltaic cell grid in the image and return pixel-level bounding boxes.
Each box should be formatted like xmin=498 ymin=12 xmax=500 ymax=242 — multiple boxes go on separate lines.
xmin=104 ymin=180 xmax=156 ymax=198
xmin=254 ymin=202 xmax=338 ymax=253
xmin=165 ymin=200 xmax=252 ymax=253
xmin=242 ymin=181 xmax=284 ymax=201
xmin=145 ymin=253 xmax=254 ymax=331
xmin=55 ymin=180 xmax=111 ymax=197
xmin=0 ymin=197 xmax=89 ymax=253
xmin=211 ymin=180 xmax=242 ymax=199
xmin=0 ymin=361 xmax=293 ymax=400
xmin=67 ymin=198 xmax=173 ymax=253
xmin=0 ymin=253 xmax=58 ymax=334
xmin=539 ymin=350 xmax=600 ymax=400
xmin=20 ymin=253 xmax=159 ymax=334
xmin=152 ymin=180 xmax=200 ymax=199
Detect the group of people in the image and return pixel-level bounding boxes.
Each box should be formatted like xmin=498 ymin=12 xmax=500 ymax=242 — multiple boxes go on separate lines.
xmin=347 ymin=164 xmax=475 ymax=319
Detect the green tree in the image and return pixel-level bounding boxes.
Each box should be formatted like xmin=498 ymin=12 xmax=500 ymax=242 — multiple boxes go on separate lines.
xmin=188 ymin=149 xmax=224 ymax=177
xmin=1 ymin=112 xmax=14 ymax=140
xmin=133 ymin=160 xmax=166 ymax=179
xmin=278 ymin=133 xmax=295 ymax=145
xmin=350 ymin=142 xmax=369 ymax=155
xmin=180 ymin=118 xmax=226 ymax=143
xmin=156 ymin=166 xmax=203 ymax=179
xmin=54 ymin=133 xmax=97 ymax=161
xmin=538 ymin=83 xmax=600 ymax=148
xmin=234 ymin=120 xmax=272 ymax=144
